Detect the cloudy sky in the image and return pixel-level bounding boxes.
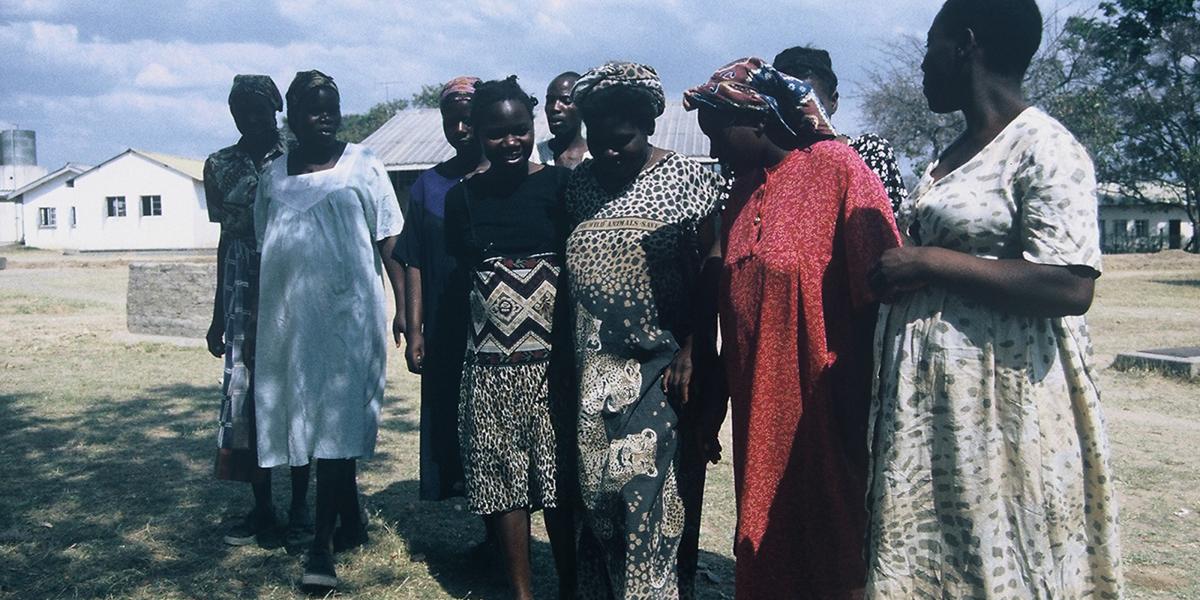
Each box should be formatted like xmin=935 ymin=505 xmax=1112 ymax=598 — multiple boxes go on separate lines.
xmin=1 ymin=0 xmax=1096 ymax=169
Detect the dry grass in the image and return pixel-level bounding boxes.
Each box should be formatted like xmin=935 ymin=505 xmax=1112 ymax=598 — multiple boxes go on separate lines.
xmin=0 ymin=249 xmax=1197 ymax=598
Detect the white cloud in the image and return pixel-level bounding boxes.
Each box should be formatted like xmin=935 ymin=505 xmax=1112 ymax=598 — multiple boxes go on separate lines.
xmin=0 ymin=0 xmax=1099 ymax=170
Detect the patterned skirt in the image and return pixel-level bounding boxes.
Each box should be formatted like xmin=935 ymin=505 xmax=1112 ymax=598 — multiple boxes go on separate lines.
xmin=214 ymin=238 xmax=260 ymax=482
xmin=458 ymin=253 xmax=562 ymax=515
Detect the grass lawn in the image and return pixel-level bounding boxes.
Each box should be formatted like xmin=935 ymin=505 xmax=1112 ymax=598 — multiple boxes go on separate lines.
xmin=1 ymin=249 xmax=1198 ymax=598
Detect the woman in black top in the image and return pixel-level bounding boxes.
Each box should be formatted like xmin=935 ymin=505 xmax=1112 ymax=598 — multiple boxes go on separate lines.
xmin=443 ymin=76 xmax=575 ymax=600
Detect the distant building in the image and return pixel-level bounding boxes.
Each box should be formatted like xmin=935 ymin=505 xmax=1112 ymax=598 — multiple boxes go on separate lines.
xmin=9 ymin=148 xmax=217 ymax=251
xmin=1098 ymin=183 xmax=1194 ymax=253
xmin=0 ymin=129 xmax=49 ymax=244
xmin=361 ymin=105 xmax=715 ymax=208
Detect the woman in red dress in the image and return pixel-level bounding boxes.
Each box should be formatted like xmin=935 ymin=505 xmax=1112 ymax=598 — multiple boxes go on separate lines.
xmin=686 ymin=58 xmax=901 ymax=599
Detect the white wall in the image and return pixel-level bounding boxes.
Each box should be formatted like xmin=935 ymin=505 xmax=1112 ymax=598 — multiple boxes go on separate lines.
xmin=22 ymin=153 xmax=217 ymax=251
xmin=19 ymin=171 xmax=82 ymax=250
xmin=0 ymin=200 xmax=20 ymax=244
xmin=1099 ymin=204 xmax=1194 ymax=249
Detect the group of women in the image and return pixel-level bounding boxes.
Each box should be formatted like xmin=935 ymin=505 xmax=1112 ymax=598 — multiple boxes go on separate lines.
xmin=204 ymin=0 xmax=1123 ymax=597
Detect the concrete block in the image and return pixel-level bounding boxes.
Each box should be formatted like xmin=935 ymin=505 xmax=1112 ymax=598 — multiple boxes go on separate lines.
xmin=127 ymin=262 xmax=216 ymax=338
xmin=1112 ymin=346 xmax=1200 ymax=380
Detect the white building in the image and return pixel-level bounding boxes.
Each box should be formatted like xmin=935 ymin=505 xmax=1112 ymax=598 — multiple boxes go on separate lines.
xmin=10 ymin=149 xmax=218 ymax=251
xmin=1098 ymin=183 xmax=1195 ymax=252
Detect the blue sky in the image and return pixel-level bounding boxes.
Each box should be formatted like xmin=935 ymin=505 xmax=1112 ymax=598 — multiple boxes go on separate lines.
xmin=0 ymin=0 xmax=1097 ymax=169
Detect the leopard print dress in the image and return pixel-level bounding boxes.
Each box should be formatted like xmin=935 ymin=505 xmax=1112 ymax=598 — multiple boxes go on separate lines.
xmin=565 ymin=152 xmax=723 ymax=600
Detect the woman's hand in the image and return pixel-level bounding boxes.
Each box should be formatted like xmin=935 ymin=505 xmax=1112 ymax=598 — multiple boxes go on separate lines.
xmin=663 ymin=340 xmax=696 ymax=406
xmin=392 ymin=312 xmax=406 ymax=348
xmin=870 ymin=246 xmax=932 ymax=302
xmin=405 ymin=331 xmax=425 ymax=374
xmin=206 ymin=320 xmax=224 ymax=358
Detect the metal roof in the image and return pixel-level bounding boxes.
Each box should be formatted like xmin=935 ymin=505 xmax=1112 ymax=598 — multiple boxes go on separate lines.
xmin=362 ymin=105 xmax=713 ymax=171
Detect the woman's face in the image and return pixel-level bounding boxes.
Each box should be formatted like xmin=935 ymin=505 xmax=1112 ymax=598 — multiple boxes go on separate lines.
xmin=585 ymin=112 xmax=651 ymax=182
xmin=292 ymin=87 xmax=341 ymax=146
xmin=476 ymin=99 xmax=534 ymax=169
xmin=230 ymin=93 xmax=278 ymax=142
xmin=440 ymin=98 xmax=475 ymax=152
xmin=921 ymin=14 xmax=965 ymax=114
xmin=697 ymin=108 xmax=758 ymax=174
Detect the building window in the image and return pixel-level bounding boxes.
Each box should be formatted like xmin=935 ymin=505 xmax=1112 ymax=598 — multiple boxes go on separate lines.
xmin=66 ymin=179 xmax=75 ymax=188
xmin=106 ymin=196 xmax=126 ymax=217
xmin=1098 ymin=219 xmax=1107 ymax=246
xmin=140 ymin=195 xmax=162 ymax=216
xmin=38 ymin=207 xmax=57 ymax=229
xmin=1135 ymin=220 xmax=1149 ymax=237
xmin=1113 ymin=219 xmax=1128 ymax=237
xmin=70 ymin=207 xmax=77 ymax=228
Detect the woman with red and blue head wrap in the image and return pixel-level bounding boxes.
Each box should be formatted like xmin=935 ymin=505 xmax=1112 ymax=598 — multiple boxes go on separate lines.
xmin=687 ymin=58 xmax=901 ymax=599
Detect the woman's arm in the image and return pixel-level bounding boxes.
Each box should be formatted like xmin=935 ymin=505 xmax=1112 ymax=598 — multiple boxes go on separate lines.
xmin=403 ymin=266 xmax=424 ymax=373
xmin=872 ymin=247 xmax=1096 ymax=317
xmin=203 ymin=159 xmax=226 ymax=358
xmin=378 ymin=235 xmax=406 ymax=346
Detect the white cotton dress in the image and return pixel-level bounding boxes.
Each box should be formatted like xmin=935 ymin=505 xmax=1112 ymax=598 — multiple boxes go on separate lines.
xmin=253 ymin=143 xmax=403 ymax=468
xmin=867 ymin=108 xmax=1123 ymax=599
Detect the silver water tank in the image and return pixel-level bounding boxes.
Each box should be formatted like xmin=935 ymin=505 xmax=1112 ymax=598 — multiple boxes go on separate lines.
xmin=0 ymin=130 xmax=37 ymax=166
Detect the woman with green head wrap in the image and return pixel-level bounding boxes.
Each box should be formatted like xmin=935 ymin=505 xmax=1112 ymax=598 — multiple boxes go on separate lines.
xmin=205 ymin=74 xmax=316 ymax=550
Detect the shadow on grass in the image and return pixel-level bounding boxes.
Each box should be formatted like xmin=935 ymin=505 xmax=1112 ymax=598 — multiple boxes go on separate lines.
xmin=0 ymin=383 xmax=734 ymax=599
xmin=1151 ymin=279 xmax=1200 ymax=288
xmin=0 ymin=385 xmax=286 ymax=598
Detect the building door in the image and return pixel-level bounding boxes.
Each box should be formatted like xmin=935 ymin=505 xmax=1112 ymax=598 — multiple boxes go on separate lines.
xmin=1169 ymin=220 xmax=1182 ymax=249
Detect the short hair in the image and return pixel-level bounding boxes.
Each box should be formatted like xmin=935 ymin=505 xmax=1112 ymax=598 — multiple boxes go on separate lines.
xmin=552 ymin=71 xmax=582 ymax=84
xmin=936 ymin=0 xmax=1043 ymax=77
xmin=576 ymin=86 xmax=658 ymax=133
xmin=470 ymin=75 xmax=538 ymax=125
xmin=773 ymin=47 xmax=838 ymax=96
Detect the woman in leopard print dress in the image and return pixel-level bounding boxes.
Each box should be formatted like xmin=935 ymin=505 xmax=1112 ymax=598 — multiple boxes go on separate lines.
xmin=565 ymin=62 xmax=725 ymax=600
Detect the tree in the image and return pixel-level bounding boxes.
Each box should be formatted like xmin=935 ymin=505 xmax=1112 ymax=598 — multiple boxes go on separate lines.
xmin=338 ymin=99 xmax=409 ymax=143
xmin=410 ymin=83 xmax=444 ymax=109
xmin=1066 ymin=0 xmax=1200 ymax=251
xmin=333 ymin=82 xmax=446 ymax=143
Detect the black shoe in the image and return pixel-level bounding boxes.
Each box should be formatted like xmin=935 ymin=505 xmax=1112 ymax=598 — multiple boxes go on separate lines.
xmin=286 ymin=505 xmax=315 ymax=549
xmin=301 ymin=545 xmax=338 ymax=589
xmin=223 ymin=508 xmax=275 ymax=546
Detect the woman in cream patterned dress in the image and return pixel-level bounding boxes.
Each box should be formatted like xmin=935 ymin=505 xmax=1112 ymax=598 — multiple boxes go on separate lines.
xmin=866 ymin=0 xmax=1122 ymax=598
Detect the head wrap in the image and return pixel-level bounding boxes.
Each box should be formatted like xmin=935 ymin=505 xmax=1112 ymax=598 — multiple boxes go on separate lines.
xmin=683 ymin=57 xmax=836 ymax=139
xmin=572 ymin=61 xmax=666 ymax=118
xmin=286 ymin=70 xmax=339 ymax=109
xmin=440 ymin=76 xmax=480 ymax=104
xmin=772 ymin=47 xmax=839 ymax=92
xmin=228 ymin=74 xmax=283 ymax=112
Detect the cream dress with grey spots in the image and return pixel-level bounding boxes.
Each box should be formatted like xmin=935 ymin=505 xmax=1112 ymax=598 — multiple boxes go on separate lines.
xmin=867 ymin=108 xmax=1123 ymax=599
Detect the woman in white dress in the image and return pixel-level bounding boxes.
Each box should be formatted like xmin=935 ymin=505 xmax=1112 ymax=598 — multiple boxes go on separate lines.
xmin=253 ymin=70 xmax=405 ymax=591
xmin=867 ymin=0 xmax=1123 ymax=597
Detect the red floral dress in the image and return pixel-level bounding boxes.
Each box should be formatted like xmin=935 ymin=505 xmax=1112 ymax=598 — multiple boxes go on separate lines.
xmin=719 ymin=141 xmax=900 ymax=599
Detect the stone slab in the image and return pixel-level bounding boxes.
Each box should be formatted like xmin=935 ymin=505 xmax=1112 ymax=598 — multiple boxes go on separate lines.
xmin=1112 ymin=348 xmax=1200 ymax=380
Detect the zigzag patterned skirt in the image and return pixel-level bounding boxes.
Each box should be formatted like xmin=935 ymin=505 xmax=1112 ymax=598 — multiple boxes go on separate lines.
xmin=458 ymin=253 xmax=562 ymax=515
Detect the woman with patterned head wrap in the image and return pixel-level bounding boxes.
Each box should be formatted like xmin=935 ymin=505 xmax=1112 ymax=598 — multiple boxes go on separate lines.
xmin=253 ymin=70 xmax=406 ymax=591
xmin=565 ymin=61 xmax=726 ymax=600
xmin=396 ymin=75 xmax=484 ymax=502
xmin=685 ymin=57 xmax=900 ymax=599
xmin=866 ymin=0 xmax=1121 ymax=596
xmin=205 ymin=73 xmax=315 ymax=549
xmin=773 ymin=46 xmax=910 ymax=216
